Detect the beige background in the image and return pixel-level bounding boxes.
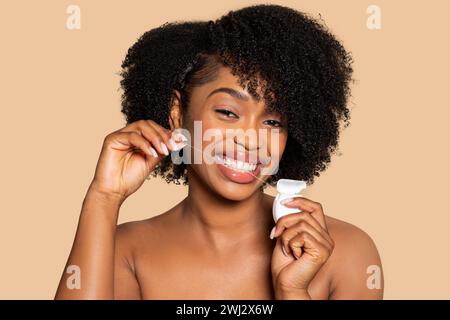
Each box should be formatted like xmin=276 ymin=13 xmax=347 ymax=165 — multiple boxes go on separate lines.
xmin=0 ymin=0 xmax=449 ymax=299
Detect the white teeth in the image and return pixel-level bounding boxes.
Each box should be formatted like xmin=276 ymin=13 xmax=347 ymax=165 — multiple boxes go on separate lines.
xmin=244 ymin=162 xmax=253 ymax=171
xmin=220 ymin=156 xmax=257 ymax=173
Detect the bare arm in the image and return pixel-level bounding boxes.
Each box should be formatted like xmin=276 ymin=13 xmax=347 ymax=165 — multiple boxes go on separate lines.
xmin=54 ymin=120 xmax=187 ymax=299
xmin=113 ymin=223 xmax=142 ymax=299
xmin=54 ymin=186 xmax=122 ymax=299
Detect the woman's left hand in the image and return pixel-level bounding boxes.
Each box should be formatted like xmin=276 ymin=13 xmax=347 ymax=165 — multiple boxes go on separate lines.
xmin=270 ymin=197 xmax=335 ymax=299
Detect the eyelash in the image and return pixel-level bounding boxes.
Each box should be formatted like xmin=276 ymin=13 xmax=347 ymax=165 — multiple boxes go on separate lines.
xmin=215 ymin=109 xmax=238 ymax=118
xmin=215 ymin=109 xmax=283 ymax=127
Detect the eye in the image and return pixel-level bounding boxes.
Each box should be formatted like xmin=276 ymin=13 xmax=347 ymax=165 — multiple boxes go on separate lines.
xmin=215 ymin=109 xmax=239 ymax=119
xmin=263 ymin=119 xmax=283 ymax=128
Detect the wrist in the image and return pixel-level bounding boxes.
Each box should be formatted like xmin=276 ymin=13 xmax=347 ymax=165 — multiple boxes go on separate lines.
xmin=275 ymin=286 xmax=312 ymax=300
xmin=86 ymin=182 xmax=126 ymax=208
xmin=81 ymin=188 xmax=122 ymax=227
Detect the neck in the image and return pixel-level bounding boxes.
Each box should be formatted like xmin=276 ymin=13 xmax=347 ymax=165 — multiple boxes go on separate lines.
xmin=181 ymin=168 xmax=273 ymax=248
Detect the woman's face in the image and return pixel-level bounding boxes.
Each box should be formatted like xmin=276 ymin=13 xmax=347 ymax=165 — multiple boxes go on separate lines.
xmin=181 ymin=66 xmax=288 ymax=201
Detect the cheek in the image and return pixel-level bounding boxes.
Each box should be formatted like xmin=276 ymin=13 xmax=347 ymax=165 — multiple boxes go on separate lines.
xmin=265 ymin=131 xmax=288 ymax=157
xmin=278 ymin=135 xmax=288 ymax=154
xmin=184 ymin=112 xmax=222 ymax=166
xmin=184 ymin=105 xmax=216 ymax=133
xmin=201 ymin=120 xmax=226 ymax=161
xmin=192 ymin=111 xmax=226 ymax=151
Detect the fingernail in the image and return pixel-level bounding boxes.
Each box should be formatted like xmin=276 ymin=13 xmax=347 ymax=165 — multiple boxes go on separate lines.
xmin=280 ymin=198 xmax=294 ymax=205
xmin=269 ymin=226 xmax=276 ymax=239
xmin=149 ymin=147 xmax=158 ymax=158
xmin=160 ymin=142 xmax=169 ymax=155
xmin=281 ymin=245 xmax=289 ymax=257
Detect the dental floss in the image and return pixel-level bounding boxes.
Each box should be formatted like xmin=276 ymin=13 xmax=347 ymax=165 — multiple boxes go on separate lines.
xmin=272 ymin=179 xmax=307 ymax=223
xmin=171 ymin=131 xmax=188 ymax=151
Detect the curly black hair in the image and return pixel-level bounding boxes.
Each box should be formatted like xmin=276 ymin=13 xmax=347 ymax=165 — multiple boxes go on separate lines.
xmin=119 ymin=4 xmax=354 ymax=188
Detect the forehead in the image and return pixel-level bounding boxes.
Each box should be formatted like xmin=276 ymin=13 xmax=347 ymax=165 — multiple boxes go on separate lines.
xmin=192 ymin=65 xmax=266 ymax=103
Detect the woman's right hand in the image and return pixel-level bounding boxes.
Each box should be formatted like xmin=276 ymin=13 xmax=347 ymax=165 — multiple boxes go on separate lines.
xmin=89 ymin=120 xmax=187 ymax=204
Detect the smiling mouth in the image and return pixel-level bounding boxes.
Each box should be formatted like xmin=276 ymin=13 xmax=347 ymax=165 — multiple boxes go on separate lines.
xmin=214 ymin=153 xmax=263 ymax=174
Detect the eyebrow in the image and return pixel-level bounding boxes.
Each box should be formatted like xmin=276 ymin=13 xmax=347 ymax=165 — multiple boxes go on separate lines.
xmin=206 ymin=87 xmax=250 ymax=101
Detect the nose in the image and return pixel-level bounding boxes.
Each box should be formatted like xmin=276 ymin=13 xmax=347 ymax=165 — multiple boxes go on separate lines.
xmin=233 ymin=134 xmax=262 ymax=151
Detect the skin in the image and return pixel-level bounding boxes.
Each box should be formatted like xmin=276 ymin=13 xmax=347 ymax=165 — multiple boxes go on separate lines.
xmin=55 ymin=66 xmax=384 ymax=300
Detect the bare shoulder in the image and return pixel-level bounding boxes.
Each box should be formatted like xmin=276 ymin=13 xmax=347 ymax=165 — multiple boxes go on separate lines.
xmin=114 ymin=209 xmax=179 ymax=287
xmin=324 ymin=215 xmax=384 ymax=299
xmin=325 ymin=215 xmax=382 ymax=266
xmin=112 ymin=210 xmax=177 ymax=299
xmin=116 ymin=210 xmax=175 ymax=246
xmin=325 ymin=215 xmax=378 ymax=249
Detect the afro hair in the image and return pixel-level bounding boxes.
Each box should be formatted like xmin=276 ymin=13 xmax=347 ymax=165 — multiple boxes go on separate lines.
xmin=119 ymin=4 xmax=354 ymax=187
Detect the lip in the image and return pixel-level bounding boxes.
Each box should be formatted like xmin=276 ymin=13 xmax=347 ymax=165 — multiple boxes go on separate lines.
xmin=214 ymin=154 xmax=262 ymax=184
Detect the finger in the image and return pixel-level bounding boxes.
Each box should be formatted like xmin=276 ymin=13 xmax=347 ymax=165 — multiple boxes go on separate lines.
xmin=273 ymin=211 xmax=327 ymax=239
xmin=288 ymin=231 xmax=332 ymax=263
xmin=281 ymin=220 xmax=333 ymax=257
xmin=281 ymin=197 xmax=327 ymax=230
xmin=273 ymin=210 xmax=332 ymax=246
xmin=121 ymin=121 xmax=169 ymax=156
xmin=113 ymin=131 xmax=156 ymax=158
xmin=142 ymin=120 xmax=180 ymax=153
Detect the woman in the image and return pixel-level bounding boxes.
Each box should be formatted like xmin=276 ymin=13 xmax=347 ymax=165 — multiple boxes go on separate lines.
xmin=55 ymin=4 xmax=383 ymax=299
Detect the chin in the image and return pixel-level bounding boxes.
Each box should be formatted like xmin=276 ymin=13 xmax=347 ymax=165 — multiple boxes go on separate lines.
xmin=213 ymin=179 xmax=262 ymax=201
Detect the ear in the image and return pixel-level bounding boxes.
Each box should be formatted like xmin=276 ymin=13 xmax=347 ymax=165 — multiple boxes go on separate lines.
xmin=168 ymin=90 xmax=183 ymax=130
